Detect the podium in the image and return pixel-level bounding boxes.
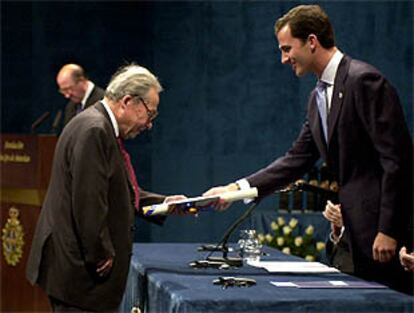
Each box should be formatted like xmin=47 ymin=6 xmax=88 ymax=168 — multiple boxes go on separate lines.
xmin=1 ymin=134 xmax=57 ymax=312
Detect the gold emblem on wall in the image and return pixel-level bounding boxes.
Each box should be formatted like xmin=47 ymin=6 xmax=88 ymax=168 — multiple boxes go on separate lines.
xmin=1 ymin=206 xmax=25 ymax=266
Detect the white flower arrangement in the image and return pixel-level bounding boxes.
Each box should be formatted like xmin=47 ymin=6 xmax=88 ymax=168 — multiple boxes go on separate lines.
xmin=258 ymin=217 xmax=326 ymax=261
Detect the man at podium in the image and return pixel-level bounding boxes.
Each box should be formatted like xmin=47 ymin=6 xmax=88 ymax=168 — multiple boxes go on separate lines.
xmin=26 ymin=63 xmax=186 ymax=312
xmin=56 ymin=63 xmax=105 ymax=126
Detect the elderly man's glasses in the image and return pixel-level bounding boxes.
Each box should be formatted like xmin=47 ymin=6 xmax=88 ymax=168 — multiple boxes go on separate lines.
xmin=58 ymin=80 xmax=80 ymax=95
xmin=137 ymin=97 xmax=158 ymax=121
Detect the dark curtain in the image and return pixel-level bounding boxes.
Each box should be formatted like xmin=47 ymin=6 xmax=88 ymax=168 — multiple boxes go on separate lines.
xmin=2 ymin=1 xmax=412 ymax=243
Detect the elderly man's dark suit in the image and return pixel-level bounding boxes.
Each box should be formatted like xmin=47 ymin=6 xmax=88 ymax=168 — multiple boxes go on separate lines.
xmin=63 ymin=85 xmax=105 ymax=126
xmin=245 ymin=55 xmax=413 ymax=292
xmin=26 ymin=102 xmax=165 ymax=311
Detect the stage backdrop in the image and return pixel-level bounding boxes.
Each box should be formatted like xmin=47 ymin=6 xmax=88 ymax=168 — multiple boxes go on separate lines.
xmin=2 ymin=1 xmax=412 ymax=243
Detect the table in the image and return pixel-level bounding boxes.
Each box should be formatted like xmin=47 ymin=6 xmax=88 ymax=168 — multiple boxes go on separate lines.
xmin=119 ymin=243 xmax=414 ymax=313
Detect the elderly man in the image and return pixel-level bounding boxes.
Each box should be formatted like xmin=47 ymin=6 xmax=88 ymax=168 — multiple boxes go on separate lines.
xmin=56 ymin=63 xmax=105 ymax=126
xmin=27 ymin=63 xmax=186 ymax=312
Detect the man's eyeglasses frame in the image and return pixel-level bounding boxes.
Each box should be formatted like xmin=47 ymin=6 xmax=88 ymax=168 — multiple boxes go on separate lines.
xmin=135 ymin=96 xmax=158 ymax=121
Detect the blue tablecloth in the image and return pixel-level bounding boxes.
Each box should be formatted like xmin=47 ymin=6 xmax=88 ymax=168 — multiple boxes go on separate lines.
xmin=119 ymin=243 xmax=414 ymax=313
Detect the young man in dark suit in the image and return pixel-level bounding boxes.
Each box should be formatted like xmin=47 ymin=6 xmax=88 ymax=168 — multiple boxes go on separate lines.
xmin=56 ymin=63 xmax=105 ymax=126
xmin=27 ymin=64 xmax=187 ymax=312
xmin=204 ymin=4 xmax=413 ymax=294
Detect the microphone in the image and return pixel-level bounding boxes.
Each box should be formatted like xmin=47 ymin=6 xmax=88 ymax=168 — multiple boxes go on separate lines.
xmin=204 ymin=200 xmax=260 ymax=267
xmin=51 ymin=110 xmax=62 ymax=133
xmin=279 ymin=179 xmax=337 ymax=196
xmin=31 ymin=111 xmax=50 ymax=133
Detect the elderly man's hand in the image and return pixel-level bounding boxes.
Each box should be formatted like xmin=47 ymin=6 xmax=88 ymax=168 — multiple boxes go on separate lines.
xmin=164 ymin=195 xmax=188 ymax=215
xmin=96 ymin=257 xmax=113 ymax=277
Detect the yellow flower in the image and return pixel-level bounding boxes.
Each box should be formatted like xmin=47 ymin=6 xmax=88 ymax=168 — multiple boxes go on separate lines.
xmin=282 ymin=247 xmax=291 ymax=255
xmin=289 ymin=218 xmax=298 ymax=228
xmin=270 ymin=221 xmax=279 ymax=231
xmin=265 ymin=234 xmax=273 ymax=243
xmin=283 ymin=225 xmax=292 ymax=235
xmin=316 ymin=242 xmax=326 ymax=251
xmin=263 ymin=218 xmax=323 ymax=261
xmin=305 ymin=225 xmax=314 ymax=235
xmin=294 ymin=236 xmax=303 ymax=247
xmin=257 ymin=233 xmax=265 ymax=244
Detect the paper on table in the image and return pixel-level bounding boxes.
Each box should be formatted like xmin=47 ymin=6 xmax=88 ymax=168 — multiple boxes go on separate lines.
xmin=247 ymin=260 xmax=340 ymax=273
xmin=272 ymin=282 xmax=298 ymax=287
xmin=270 ymin=280 xmax=387 ymax=289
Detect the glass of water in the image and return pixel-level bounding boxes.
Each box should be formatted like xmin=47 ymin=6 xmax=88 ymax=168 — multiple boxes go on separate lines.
xmin=238 ymin=229 xmax=262 ymax=263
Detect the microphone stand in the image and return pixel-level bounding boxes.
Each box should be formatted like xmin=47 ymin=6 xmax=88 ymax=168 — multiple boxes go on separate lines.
xmin=51 ymin=110 xmax=62 ymax=134
xmin=205 ymin=200 xmax=259 ymax=267
xmin=31 ymin=111 xmax=50 ymax=133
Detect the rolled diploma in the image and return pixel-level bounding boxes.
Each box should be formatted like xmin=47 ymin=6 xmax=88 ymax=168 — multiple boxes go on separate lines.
xmin=142 ymin=188 xmax=258 ymax=216
xmin=219 ymin=187 xmax=258 ymax=202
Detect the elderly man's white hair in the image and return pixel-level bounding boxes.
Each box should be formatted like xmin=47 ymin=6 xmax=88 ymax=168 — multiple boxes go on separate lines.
xmin=105 ymin=63 xmax=163 ymax=101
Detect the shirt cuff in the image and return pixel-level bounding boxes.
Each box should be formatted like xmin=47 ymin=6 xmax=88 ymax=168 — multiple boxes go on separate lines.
xmin=236 ymin=179 xmax=253 ymax=204
xmin=236 ymin=179 xmax=251 ymax=191
xmin=329 ymin=226 xmax=345 ymax=244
